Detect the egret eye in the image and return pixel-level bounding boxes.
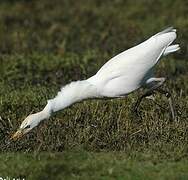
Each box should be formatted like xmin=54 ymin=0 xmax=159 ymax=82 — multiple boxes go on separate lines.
xmin=25 ymin=125 xmax=31 ymax=129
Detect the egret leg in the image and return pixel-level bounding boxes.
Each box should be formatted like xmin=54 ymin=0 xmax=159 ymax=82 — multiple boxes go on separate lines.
xmin=133 ymin=90 xmax=155 ymax=116
xmin=156 ymin=88 xmax=175 ymax=120
xmin=133 ymin=77 xmax=175 ymax=120
xmin=133 ymin=77 xmax=166 ymax=116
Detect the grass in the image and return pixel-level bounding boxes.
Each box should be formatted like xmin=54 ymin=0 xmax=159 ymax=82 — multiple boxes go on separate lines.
xmin=1 ymin=151 xmax=188 ymax=179
xmin=0 ymin=0 xmax=188 ymax=179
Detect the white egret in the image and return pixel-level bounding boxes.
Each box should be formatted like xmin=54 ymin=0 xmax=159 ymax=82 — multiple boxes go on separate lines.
xmin=11 ymin=27 xmax=180 ymax=140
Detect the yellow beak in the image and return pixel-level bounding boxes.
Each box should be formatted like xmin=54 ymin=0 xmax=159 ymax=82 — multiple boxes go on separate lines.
xmin=10 ymin=129 xmax=23 ymax=141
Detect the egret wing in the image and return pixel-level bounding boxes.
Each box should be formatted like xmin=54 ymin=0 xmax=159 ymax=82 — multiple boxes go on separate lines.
xmin=89 ymin=28 xmax=177 ymax=86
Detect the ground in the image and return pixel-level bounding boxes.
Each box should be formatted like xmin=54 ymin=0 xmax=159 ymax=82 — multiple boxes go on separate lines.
xmin=0 ymin=0 xmax=187 ymax=179
xmin=1 ymin=151 xmax=188 ymax=179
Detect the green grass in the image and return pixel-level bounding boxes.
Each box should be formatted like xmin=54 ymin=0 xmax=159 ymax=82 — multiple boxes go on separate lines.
xmin=0 ymin=0 xmax=188 ymax=179
xmin=1 ymin=151 xmax=188 ymax=180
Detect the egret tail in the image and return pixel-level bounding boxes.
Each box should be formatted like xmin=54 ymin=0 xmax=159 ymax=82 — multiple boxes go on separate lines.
xmin=163 ymin=44 xmax=180 ymax=56
xmin=154 ymin=27 xmax=176 ymax=37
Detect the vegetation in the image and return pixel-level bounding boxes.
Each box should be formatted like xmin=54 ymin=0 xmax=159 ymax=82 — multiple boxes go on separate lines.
xmin=1 ymin=151 xmax=188 ymax=179
xmin=0 ymin=0 xmax=187 ymax=179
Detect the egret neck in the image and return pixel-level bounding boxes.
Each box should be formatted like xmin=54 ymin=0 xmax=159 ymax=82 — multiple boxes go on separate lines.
xmin=27 ymin=80 xmax=99 ymax=126
xmin=46 ymin=80 xmax=99 ymax=114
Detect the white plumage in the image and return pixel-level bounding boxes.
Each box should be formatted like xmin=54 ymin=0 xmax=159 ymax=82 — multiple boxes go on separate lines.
xmin=87 ymin=27 xmax=179 ymax=97
xmin=11 ymin=27 xmax=180 ymax=140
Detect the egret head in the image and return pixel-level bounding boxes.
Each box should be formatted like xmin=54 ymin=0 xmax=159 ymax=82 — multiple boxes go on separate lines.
xmin=10 ymin=113 xmax=41 ymax=141
xmin=10 ymin=104 xmax=51 ymax=141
